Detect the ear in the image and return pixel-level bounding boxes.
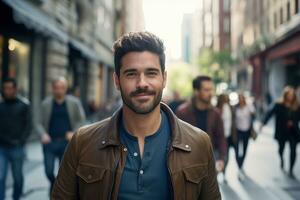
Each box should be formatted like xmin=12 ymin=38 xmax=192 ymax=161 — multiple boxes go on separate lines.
xmin=193 ymin=88 xmax=199 ymax=96
xmin=163 ymin=71 xmax=167 ymax=88
xmin=113 ymin=72 xmax=120 ymax=91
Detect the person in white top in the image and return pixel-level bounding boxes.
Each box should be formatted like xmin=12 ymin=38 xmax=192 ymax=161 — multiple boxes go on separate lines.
xmin=216 ymin=94 xmax=234 ymax=183
xmin=234 ymin=94 xmax=255 ymax=179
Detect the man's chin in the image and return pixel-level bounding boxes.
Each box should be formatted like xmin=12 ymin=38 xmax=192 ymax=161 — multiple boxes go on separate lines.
xmin=132 ymin=105 xmax=155 ymax=114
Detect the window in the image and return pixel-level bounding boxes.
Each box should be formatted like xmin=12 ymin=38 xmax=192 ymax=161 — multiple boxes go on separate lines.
xmin=287 ymin=2 xmax=291 ymax=21
xmin=223 ymin=0 xmax=230 ymax=12
xmin=8 ymin=38 xmax=30 ymax=98
xmin=223 ymin=17 xmax=230 ymax=33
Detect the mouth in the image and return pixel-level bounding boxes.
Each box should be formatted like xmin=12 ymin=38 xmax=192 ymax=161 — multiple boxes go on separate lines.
xmin=133 ymin=93 xmax=153 ymax=99
xmin=132 ymin=92 xmax=155 ymax=102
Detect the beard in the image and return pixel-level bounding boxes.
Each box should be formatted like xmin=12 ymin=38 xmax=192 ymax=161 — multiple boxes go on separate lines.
xmin=120 ymin=86 xmax=163 ymax=115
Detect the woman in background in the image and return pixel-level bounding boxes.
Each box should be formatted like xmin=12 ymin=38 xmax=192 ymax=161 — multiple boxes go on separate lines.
xmin=217 ymin=93 xmax=234 ymax=183
xmin=234 ymin=94 xmax=255 ymax=179
xmin=261 ymin=86 xmax=300 ymax=178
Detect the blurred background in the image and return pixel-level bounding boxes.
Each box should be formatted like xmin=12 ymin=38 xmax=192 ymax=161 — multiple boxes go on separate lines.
xmin=0 ymin=0 xmax=300 ymax=199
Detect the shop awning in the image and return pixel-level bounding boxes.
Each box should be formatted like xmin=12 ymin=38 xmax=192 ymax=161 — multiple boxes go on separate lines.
xmin=3 ymin=0 xmax=68 ymax=42
xmin=3 ymin=0 xmax=113 ymax=65
xmin=69 ymin=38 xmax=100 ymax=62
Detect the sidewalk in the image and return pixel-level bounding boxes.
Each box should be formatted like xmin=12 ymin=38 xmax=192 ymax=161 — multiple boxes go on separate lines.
xmin=5 ymin=141 xmax=50 ymax=200
xmin=220 ymin=121 xmax=300 ymax=200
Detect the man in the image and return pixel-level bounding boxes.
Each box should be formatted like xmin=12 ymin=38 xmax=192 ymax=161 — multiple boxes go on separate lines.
xmin=36 ymin=77 xmax=86 ymax=193
xmin=176 ymin=76 xmax=227 ymax=172
xmin=52 ymin=32 xmax=221 ymax=200
xmin=0 ymin=78 xmax=31 ymax=200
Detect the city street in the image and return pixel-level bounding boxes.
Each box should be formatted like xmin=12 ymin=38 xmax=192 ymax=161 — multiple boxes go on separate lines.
xmin=4 ymin=122 xmax=300 ymax=200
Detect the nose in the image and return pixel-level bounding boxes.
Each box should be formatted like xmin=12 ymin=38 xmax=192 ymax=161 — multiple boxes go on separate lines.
xmin=137 ymin=74 xmax=148 ymax=88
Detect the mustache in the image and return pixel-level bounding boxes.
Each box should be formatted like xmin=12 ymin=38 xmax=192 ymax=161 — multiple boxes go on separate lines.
xmin=130 ymin=88 xmax=156 ymax=97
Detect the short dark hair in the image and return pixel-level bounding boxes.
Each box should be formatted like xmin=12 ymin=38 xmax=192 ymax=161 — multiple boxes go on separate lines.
xmin=192 ymin=75 xmax=212 ymax=90
xmin=2 ymin=77 xmax=17 ymax=88
xmin=112 ymin=31 xmax=165 ymax=76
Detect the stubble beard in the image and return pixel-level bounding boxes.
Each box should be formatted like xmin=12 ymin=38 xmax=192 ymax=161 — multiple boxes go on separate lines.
xmin=120 ymin=86 xmax=163 ymax=115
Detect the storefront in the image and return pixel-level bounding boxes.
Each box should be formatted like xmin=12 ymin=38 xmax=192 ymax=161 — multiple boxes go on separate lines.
xmin=0 ymin=36 xmax=31 ymax=98
xmin=250 ymin=28 xmax=300 ymax=101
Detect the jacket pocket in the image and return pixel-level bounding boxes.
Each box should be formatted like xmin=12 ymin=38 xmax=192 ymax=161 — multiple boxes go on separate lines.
xmin=76 ymin=164 xmax=109 ymax=200
xmin=183 ymin=164 xmax=207 ymax=183
xmin=183 ymin=164 xmax=208 ymax=199
xmin=76 ymin=164 xmax=106 ymax=183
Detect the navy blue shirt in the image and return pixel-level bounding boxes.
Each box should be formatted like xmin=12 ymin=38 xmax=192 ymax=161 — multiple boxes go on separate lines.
xmin=195 ymin=108 xmax=208 ymax=132
xmin=48 ymin=100 xmax=71 ymax=139
xmin=118 ymin=111 xmax=172 ymax=200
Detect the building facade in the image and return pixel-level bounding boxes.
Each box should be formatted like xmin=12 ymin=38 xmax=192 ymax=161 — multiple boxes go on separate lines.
xmin=0 ymin=0 xmax=144 ymax=130
xmin=231 ymin=0 xmax=300 ymax=101
xmin=181 ymin=0 xmax=231 ymax=65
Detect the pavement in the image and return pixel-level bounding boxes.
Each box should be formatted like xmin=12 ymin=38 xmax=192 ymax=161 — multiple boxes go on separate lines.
xmin=4 ymin=122 xmax=300 ymax=200
xmin=219 ymin=122 xmax=300 ymax=200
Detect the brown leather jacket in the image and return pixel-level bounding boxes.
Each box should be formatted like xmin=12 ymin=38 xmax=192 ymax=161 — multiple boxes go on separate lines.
xmin=52 ymin=103 xmax=221 ymax=200
xmin=175 ymin=99 xmax=227 ymax=160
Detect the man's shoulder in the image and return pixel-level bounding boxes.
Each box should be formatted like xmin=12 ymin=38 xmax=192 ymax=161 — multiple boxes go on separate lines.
xmin=17 ymin=96 xmax=30 ymax=106
xmin=66 ymin=95 xmax=81 ymax=105
xmin=175 ymin=101 xmax=191 ymax=116
xmin=42 ymin=96 xmax=52 ymax=105
xmin=177 ymin=118 xmax=211 ymax=148
xmin=74 ymin=117 xmax=111 ymax=142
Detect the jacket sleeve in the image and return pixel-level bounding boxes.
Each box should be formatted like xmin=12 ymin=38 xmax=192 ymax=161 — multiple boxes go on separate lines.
xmin=199 ymin=135 xmax=221 ymax=200
xmin=263 ymin=104 xmax=277 ymax=125
xmin=52 ymin=130 xmax=79 ymax=199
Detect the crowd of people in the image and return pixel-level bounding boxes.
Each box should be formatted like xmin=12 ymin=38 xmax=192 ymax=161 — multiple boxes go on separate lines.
xmin=167 ymin=81 xmax=300 ymax=183
xmin=0 ymin=31 xmax=299 ymax=199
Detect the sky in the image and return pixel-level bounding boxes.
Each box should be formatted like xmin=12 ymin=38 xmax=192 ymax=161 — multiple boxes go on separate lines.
xmin=143 ymin=0 xmax=200 ymax=60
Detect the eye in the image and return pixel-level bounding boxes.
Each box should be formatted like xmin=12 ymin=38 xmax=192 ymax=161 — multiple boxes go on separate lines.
xmin=125 ymin=72 xmax=137 ymax=77
xmin=147 ymin=71 xmax=158 ymax=77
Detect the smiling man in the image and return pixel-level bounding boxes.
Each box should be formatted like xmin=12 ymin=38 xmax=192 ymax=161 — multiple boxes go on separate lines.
xmin=52 ymin=32 xmax=221 ymax=200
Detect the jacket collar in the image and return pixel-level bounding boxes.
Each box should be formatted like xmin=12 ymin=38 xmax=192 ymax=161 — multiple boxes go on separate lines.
xmin=97 ymin=102 xmax=191 ymax=152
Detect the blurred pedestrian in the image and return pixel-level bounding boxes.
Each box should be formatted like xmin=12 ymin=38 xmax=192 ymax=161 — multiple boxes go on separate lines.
xmin=234 ymin=93 xmax=255 ymax=179
xmin=216 ymin=93 xmax=235 ymax=182
xmin=0 ymin=78 xmax=31 ymax=200
xmin=260 ymin=86 xmax=300 ymax=178
xmin=168 ymin=90 xmax=184 ymax=112
xmin=176 ymin=75 xmax=227 ymax=173
xmin=52 ymin=32 xmax=221 ymax=199
xmin=36 ymin=77 xmax=86 ymax=194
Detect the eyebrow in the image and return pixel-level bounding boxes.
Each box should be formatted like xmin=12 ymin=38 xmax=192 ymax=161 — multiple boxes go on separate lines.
xmin=146 ymin=68 xmax=160 ymax=72
xmin=122 ymin=67 xmax=160 ymax=74
xmin=122 ymin=68 xmax=137 ymax=74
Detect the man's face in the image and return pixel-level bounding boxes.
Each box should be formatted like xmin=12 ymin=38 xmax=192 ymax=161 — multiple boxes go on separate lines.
xmin=52 ymin=80 xmax=67 ymax=100
xmin=114 ymin=51 xmax=166 ymax=115
xmin=196 ymin=80 xmax=214 ymax=104
xmin=2 ymin=82 xmax=17 ymax=100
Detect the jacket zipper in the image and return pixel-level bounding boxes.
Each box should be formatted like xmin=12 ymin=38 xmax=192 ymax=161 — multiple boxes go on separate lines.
xmin=108 ymin=147 xmax=121 ymax=200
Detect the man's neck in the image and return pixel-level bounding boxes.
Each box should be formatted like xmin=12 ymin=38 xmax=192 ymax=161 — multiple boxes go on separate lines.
xmin=122 ymin=105 xmax=162 ymax=139
xmin=4 ymin=96 xmax=17 ymax=102
xmin=54 ymin=96 xmax=65 ymax=104
xmin=195 ymin=98 xmax=209 ymax=110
